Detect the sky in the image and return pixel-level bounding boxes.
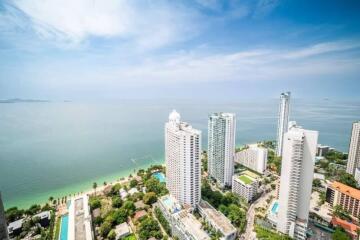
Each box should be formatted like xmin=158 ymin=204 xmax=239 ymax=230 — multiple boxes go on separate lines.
xmin=0 ymin=0 xmax=359 ymax=101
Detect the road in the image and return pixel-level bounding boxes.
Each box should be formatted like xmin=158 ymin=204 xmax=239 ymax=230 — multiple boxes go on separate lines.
xmin=240 ymin=189 xmax=275 ymax=240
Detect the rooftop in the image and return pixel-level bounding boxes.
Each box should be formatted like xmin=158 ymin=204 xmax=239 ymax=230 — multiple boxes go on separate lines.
xmin=34 ymin=211 xmax=51 ymax=220
xmin=331 ymin=181 xmax=360 ymax=200
xmin=175 ymin=210 xmax=210 ymax=240
xmin=198 ymin=200 xmax=236 ymax=236
xmin=331 ymin=217 xmax=360 ymax=235
xmin=133 ymin=210 xmax=147 ymax=221
xmin=114 ymin=222 xmax=131 ymax=238
xmin=238 ymin=174 xmax=254 ymax=185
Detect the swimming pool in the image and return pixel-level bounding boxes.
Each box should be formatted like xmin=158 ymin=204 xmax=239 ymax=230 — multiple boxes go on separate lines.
xmin=59 ymin=214 xmax=69 ymax=240
xmin=271 ymin=202 xmax=279 ymax=214
xmin=152 ymin=172 xmax=166 ymax=183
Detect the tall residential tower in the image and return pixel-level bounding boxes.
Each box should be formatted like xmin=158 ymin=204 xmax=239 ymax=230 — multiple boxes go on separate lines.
xmin=277 ymin=123 xmax=318 ymax=240
xmin=165 ymin=110 xmax=201 ymax=207
xmin=346 ymin=121 xmax=360 ymax=178
xmin=276 ymin=92 xmax=291 ymax=157
xmin=208 ymin=113 xmax=236 ymax=187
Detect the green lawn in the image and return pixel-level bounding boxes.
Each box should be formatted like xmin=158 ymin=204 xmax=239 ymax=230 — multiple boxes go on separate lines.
xmin=121 ymin=234 xmax=137 ymax=240
xmin=239 ymin=175 xmax=253 ymax=184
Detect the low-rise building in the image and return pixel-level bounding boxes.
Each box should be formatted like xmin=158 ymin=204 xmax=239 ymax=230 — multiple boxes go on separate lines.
xmin=326 ymin=181 xmax=360 ymax=218
xmin=114 ymin=222 xmax=132 ymax=239
xmin=33 ymin=211 xmax=51 ymax=228
xmin=133 ymin=210 xmax=147 ymax=222
xmin=197 ymin=200 xmax=237 ymax=240
xmin=8 ymin=219 xmax=23 ymax=237
xmin=232 ymin=173 xmax=258 ymax=202
xmin=316 ymin=144 xmax=331 ymax=157
xmin=235 ymin=144 xmax=267 ymax=174
xmin=331 ymin=217 xmax=360 ymax=240
xmin=157 ymin=195 xmax=210 ymax=240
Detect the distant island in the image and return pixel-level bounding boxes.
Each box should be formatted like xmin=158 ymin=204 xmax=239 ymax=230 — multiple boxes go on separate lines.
xmin=0 ymin=98 xmax=50 ymax=103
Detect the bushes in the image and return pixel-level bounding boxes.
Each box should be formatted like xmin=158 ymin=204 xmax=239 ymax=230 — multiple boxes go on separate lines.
xmin=143 ymin=192 xmax=157 ymax=205
xmin=137 ymin=216 xmax=163 ymax=240
xmin=154 ymin=207 xmax=171 ymax=235
xmin=89 ymin=197 xmax=101 ymax=210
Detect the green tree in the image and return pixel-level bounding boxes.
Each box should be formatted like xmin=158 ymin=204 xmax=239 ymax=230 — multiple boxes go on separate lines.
xmin=112 ymin=196 xmax=123 ymax=208
xmin=138 ymin=217 xmax=163 ymax=240
xmin=130 ymin=179 xmax=138 ymax=188
xmin=312 ymin=179 xmax=322 ymax=188
xmin=93 ymin=182 xmax=98 ymax=195
xmin=99 ymin=221 xmax=112 ymax=237
xmin=332 ymin=227 xmax=351 ymax=240
xmin=339 ymin=173 xmax=358 ymax=189
xmin=143 ymin=192 xmax=157 ymax=205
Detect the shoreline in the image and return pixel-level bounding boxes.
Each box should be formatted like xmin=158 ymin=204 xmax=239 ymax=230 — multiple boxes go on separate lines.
xmin=4 ymin=160 xmax=163 ymax=209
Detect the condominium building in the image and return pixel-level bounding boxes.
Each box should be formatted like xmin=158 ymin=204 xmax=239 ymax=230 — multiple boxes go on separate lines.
xmin=276 ymin=92 xmax=291 ymax=157
xmin=235 ymin=144 xmax=268 ymax=174
xmin=326 ymin=181 xmax=360 ymax=218
xmin=346 ymin=121 xmax=360 ymax=176
xmin=208 ymin=113 xmax=236 ymax=187
xmin=276 ymin=124 xmax=318 ymax=240
xmin=232 ymin=173 xmax=258 ymax=202
xmin=0 ymin=192 xmax=9 ymax=240
xmin=165 ymin=110 xmax=201 ymax=207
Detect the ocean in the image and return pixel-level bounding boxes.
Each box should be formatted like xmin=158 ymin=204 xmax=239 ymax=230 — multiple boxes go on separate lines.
xmin=0 ymin=99 xmax=359 ymax=208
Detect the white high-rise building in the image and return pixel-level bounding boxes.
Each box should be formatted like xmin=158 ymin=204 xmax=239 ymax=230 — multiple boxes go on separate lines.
xmin=208 ymin=113 xmax=236 ymax=187
xmin=165 ymin=110 xmax=201 ymax=207
xmin=235 ymin=144 xmax=268 ymax=174
xmin=346 ymin=121 xmax=360 ymax=176
xmin=276 ymin=92 xmax=291 ymax=157
xmin=277 ymin=123 xmax=318 ymax=240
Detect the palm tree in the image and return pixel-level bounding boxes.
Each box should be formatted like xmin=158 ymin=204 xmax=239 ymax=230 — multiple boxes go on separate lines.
xmin=93 ymin=182 xmax=98 ymax=195
xmin=48 ymin=196 xmax=54 ymax=204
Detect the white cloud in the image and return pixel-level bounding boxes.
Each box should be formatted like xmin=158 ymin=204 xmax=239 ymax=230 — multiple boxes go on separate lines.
xmin=3 ymin=0 xmax=201 ymax=49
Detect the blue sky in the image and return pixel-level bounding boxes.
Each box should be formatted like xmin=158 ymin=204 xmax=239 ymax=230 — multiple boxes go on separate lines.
xmin=0 ymin=0 xmax=359 ymax=100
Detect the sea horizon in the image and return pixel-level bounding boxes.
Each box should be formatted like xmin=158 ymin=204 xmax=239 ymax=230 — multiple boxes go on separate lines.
xmin=1 ymin=98 xmax=359 ymax=209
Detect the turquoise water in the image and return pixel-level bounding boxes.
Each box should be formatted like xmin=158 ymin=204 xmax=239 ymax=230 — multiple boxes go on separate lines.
xmin=271 ymin=201 xmax=279 ymax=214
xmin=0 ymin=99 xmax=359 ymax=208
xmin=60 ymin=214 xmax=69 ymax=240
xmin=152 ymin=172 xmax=166 ymax=183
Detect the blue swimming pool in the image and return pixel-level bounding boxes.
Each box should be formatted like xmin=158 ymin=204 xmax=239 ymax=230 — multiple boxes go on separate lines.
xmin=271 ymin=202 xmax=279 ymax=214
xmin=152 ymin=172 xmax=166 ymax=183
xmin=59 ymin=214 xmax=69 ymax=240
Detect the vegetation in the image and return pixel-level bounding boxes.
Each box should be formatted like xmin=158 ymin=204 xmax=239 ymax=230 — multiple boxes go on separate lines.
xmin=143 ymin=192 xmax=157 ymax=205
xmin=202 ymin=180 xmax=247 ymax=232
xmin=332 ymin=227 xmax=351 ymax=240
xmin=338 ymin=173 xmax=358 ymax=189
xmin=267 ymin=151 xmax=282 ymax=174
xmin=312 ymin=178 xmax=322 ymax=188
xmin=255 ymin=225 xmax=292 ymax=240
xmin=155 ymin=206 xmax=171 ymax=236
xmin=89 ymin=196 xmax=101 ymax=210
xmin=145 ymin=177 xmax=168 ymax=196
xmin=137 ymin=216 xmax=163 ymax=240
xmin=333 ymin=205 xmax=351 ymax=221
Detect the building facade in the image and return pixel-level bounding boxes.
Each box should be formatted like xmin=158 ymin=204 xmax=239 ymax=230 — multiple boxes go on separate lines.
xmin=276 ymin=92 xmax=291 ymax=157
xmin=235 ymin=144 xmax=268 ymax=174
xmin=232 ymin=174 xmax=258 ymax=202
xmin=346 ymin=121 xmax=360 ymax=176
xmin=165 ymin=110 xmax=201 ymax=207
xmin=208 ymin=113 xmax=236 ymax=187
xmin=326 ymin=181 xmax=360 ymax=218
xmin=0 ymin=192 xmax=9 ymax=240
xmin=276 ymin=124 xmax=318 ymax=240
